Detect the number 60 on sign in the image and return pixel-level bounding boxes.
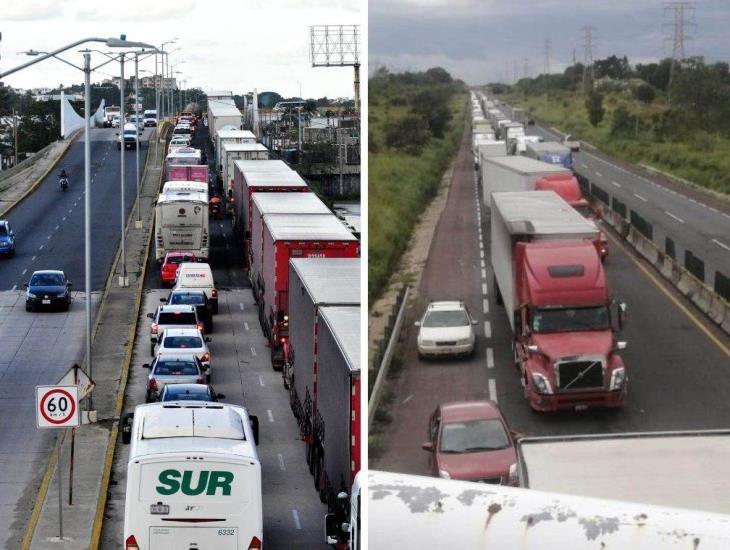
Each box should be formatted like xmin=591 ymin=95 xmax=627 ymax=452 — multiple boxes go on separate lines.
xmin=36 ymin=385 xmax=80 ymax=428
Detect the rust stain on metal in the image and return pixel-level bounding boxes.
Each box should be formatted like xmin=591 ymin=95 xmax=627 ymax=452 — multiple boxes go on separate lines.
xmin=484 ymin=502 xmax=502 ymax=529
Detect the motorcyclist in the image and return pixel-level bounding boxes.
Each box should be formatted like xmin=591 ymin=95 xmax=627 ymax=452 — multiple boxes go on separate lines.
xmin=59 ymin=170 xmax=69 ymax=189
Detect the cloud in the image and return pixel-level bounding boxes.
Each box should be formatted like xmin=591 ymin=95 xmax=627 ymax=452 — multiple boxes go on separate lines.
xmin=4 ymin=0 xmax=63 ymax=20
xmin=75 ymin=0 xmax=196 ymax=21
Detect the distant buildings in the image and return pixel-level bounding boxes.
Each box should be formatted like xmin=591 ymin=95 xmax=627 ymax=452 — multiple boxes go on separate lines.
xmin=102 ymin=75 xmax=177 ymax=90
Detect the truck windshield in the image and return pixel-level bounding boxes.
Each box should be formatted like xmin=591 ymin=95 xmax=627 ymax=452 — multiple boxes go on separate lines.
xmin=440 ymin=420 xmax=510 ymax=453
xmin=532 ymin=306 xmax=609 ymax=333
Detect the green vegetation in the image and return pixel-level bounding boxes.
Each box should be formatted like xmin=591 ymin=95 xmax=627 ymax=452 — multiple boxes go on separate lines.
xmin=498 ymin=56 xmax=730 ymax=195
xmin=369 ymin=68 xmax=466 ymax=302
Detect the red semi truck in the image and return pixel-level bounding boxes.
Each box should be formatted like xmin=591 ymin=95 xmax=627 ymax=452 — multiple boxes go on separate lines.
xmin=491 ymin=191 xmax=627 ymax=412
xmin=535 ymin=173 xmax=608 ymax=260
xmin=286 ymin=258 xmax=360 ymax=516
xmin=257 ymin=214 xmax=358 ymax=367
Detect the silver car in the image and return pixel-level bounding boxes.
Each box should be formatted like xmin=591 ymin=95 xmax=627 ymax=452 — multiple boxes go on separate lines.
xmin=143 ymin=354 xmax=206 ymax=402
xmin=416 ymin=301 xmax=478 ymax=358
xmin=154 ymin=328 xmax=212 ymax=376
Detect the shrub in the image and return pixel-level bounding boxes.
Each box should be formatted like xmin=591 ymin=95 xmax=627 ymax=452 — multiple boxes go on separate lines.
xmin=384 ymin=113 xmax=431 ymax=151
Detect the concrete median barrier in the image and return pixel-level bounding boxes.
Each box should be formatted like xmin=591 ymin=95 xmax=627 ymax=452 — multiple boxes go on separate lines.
xmin=660 ymin=257 xmax=674 ymax=281
xmin=708 ymin=295 xmax=728 ymax=326
xmin=635 ymin=235 xmax=659 ymax=265
xmin=691 ymin=286 xmax=714 ymax=316
xmin=677 ymin=271 xmax=698 ymax=299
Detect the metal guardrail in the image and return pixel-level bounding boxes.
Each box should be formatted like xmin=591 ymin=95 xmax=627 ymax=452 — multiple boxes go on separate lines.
xmin=368 ymin=285 xmax=411 ymax=426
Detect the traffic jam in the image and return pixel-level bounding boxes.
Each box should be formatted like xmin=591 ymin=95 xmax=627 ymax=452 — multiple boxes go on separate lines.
xmin=110 ymin=101 xmax=361 ymax=550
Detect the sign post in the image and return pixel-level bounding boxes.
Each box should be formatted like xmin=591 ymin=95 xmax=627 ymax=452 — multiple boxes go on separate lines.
xmin=36 ymin=385 xmax=80 ymax=540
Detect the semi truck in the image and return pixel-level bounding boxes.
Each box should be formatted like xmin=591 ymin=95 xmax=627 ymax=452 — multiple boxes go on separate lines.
xmin=481 ymin=155 xmax=572 ymax=207
xmin=256 ymin=214 xmax=359 ymax=368
xmin=249 ymin=192 xmax=331 ymax=275
xmin=535 ymin=173 xmax=608 ymax=260
xmin=231 ymin=159 xmax=309 ymax=242
xmin=516 ymin=429 xmax=730 ymax=515
xmin=154 ymin=189 xmax=209 ymax=261
xmin=121 ymin=402 xmax=262 ymax=550
xmin=367 ymin=471 xmax=730 ymax=549
xmin=221 ymin=142 xmax=269 ymax=192
xmin=103 ymin=105 xmax=121 ymax=127
xmin=207 ymin=98 xmax=243 ymax=144
xmin=490 ymin=191 xmax=627 ymax=412
xmin=502 ymin=122 xmax=525 ymax=153
xmin=286 ymin=258 xmax=360 ymax=492
xmin=525 ymin=141 xmax=573 ymax=170
xmin=215 ymin=129 xmax=257 ymax=172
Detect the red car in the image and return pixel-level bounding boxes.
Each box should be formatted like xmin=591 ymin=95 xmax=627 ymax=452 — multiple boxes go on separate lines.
xmin=160 ymin=252 xmax=198 ymax=286
xmin=422 ymin=401 xmax=519 ymax=485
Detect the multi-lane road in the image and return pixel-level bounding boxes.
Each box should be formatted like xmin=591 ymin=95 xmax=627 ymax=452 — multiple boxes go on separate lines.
xmin=99 ymin=123 xmax=328 ymax=549
xmin=372 ymin=121 xmax=730 ymax=478
xmin=0 ymin=127 xmax=153 ymax=548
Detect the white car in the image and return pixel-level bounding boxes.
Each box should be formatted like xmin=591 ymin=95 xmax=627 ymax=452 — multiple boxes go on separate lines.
xmin=416 ymin=301 xmax=477 ymax=358
xmin=562 ymin=134 xmax=581 ymax=152
xmin=154 ymin=327 xmax=212 ymax=379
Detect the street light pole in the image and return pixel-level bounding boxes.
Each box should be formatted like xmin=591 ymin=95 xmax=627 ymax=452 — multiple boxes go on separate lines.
xmin=83 ymin=52 xmax=92 ymax=408
xmin=134 ymin=53 xmax=141 ymax=227
xmin=119 ymin=52 xmax=128 ymax=287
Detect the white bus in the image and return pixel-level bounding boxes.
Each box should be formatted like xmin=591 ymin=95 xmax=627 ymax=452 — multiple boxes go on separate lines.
xmin=154 ymin=189 xmax=209 ymax=261
xmin=122 ymin=402 xmax=262 ymax=550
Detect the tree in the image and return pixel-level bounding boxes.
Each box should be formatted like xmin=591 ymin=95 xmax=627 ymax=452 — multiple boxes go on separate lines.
xmin=425 ymin=67 xmax=452 ymax=84
xmin=585 ymin=90 xmax=605 ymax=127
xmin=610 ymin=106 xmax=634 ymax=137
xmin=635 ymin=84 xmax=656 ymax=104
xmin=385 ymin=113 xmax=430 ymax=151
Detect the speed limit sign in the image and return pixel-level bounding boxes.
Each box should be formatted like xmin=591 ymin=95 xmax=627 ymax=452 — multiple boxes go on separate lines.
xmin=36 ymin=385 xmax=79 ymax=428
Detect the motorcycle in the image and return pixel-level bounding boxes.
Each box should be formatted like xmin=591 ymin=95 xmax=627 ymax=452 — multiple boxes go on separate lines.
xmin=59 ymin=177 xmax=69 ymax=191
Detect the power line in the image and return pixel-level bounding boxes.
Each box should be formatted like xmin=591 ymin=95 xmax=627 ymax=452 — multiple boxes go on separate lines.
xmin=663 ymin=2 xmax=696 ymax=89
xmin=581 ymin=25 xmax=596 ymax=90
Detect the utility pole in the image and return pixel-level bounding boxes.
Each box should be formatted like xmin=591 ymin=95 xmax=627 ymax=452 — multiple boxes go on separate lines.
xmin=12 ymin=108 xmax=18 ymax=166
xmin=504 ymin=60 xmax=509 ymax=84
xmin=664 ymin=2 xmax=695 ymax=92
xmin=512 ymin=59 xmax=518 ymax=84
xmin=523 ymin=58 xmax=529 ymax=80
xmin=581 ymin=25 xmax=596 ymax=91
xmin=544 ymin=39 xmax=551 ymax=75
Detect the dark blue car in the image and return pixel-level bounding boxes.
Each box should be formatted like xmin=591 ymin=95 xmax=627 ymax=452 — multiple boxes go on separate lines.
xmin=0 ymin=220 xmax=16 ymax=257
xmin=25 ymin=270 xmax=72 ymax=312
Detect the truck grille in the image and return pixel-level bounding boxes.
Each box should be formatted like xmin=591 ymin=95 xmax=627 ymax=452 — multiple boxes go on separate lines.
xmin=556 ymin=359 xmax=604 ymax=391
xmin=436 ymin=341 xmax=457 ymax=346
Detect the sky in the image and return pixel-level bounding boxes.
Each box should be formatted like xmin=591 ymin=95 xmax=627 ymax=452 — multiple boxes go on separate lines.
xmin=369 ymin=0 xmax=730 ymax=84
xmin=1 ymin=0 xmax=360 ymax=99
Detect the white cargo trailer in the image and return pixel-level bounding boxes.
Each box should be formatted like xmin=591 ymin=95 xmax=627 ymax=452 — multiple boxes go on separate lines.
xmin=490 ymin=191 xmax=599 ymax=330
xmin=481 ymin=155 xmax=572 ymax=206
xmin=221 ymin=142 xmax=269 ymax=191
xmin=207 ymin=98 xmax=242 ymax=144
xmin=368 ymin=471 xmax=730 ymax=549
xmin=215 ymin=129 xmax=257 ymax=172
xmin=122 ymin=402 xmax=262 ymax=550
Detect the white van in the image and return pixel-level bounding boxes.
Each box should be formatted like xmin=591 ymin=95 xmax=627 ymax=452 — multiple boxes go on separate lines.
xmin=175 ymin=262 xmax=218 ymax=313
xmin=122 ymin=402 xmax=261 ymax=550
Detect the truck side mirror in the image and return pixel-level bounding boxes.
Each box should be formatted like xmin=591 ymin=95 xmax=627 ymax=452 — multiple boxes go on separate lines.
xmin=250 ymin=415 xmax=259 ymax=445
xmin=121 ymin=412 xmax=134 ymax=445
xmin=618 ymin=302 xmax=627 ymax=329
xmin=146 ymin=313 xmax=154 ymax=319
xmin=421 ymin=441 xmax=434 ymax=451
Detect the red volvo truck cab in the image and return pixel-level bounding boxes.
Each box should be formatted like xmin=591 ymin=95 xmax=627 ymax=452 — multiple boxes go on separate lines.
xmin=491 ymin=191 xmax=627 ymax=412
xmin=258 ymin=214 xmax=359 ymax=368
xmin=535 ymin=174 xmax=608 ymax=260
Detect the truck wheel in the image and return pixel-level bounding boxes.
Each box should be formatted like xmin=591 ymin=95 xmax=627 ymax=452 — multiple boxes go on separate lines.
xmin=494 ymin=276 xmax=503 ymax=306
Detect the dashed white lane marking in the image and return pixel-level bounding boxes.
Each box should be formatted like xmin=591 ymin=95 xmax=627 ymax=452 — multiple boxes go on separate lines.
xmin=250 ymin=346 xmax=257 ymax=357
xmin=55 ymin=225 xmax=59 ymax=231
xmin=259 ymin=375 xmax=265 ymax=387
xmin=292 ymin=509 xmax=302 ymax=530
xmin=402 ymin=394 xmax=414 ymax=404
xmin=581 ymin=163 xmax=588 ymax=168
xmin=488 ymin=378 xmax=498 ymax=402
xmin=21 ymin=269 xmax=27 ymax=276
xmin=595 ymin=171 xmax=602 ymax=177
xmin=482 ymin=283 xmax=488 ymax=295
xmin=634 ymin=193 xmax=648 ymax=202
xmin=278 ymin=453 xmax=286 ymax=471
xmin=46 ymin=235 xmax=51 ymax=240
xmin=11 ymin=285 xmax=16 ymax=291
xmin=244 ymin=322 xmax=249 ymax=331
xmin=31 ymin=255 xmax=36 ymax=261
xmin=665 ymin=211 xmax=685 ymax=224
xmin=486 ymin=348 xmax=494 ymax=369
xmin=611 ymin=181 xmax=621 ymax=188
xmin=480 ymin=250 xmax=484 ymax=259
xmin=239 ymin=302 xmax=244 ymax=310
xmin=483 ymin=299 xmax=489 ymax=314
xmin=68 ymin=209 xmax=72 ymax=214
xmin=480 ymin=259 xmax=485 ymax=269
xmin=712 ymin=239 xmax=730 ymax=251
xmin=484 ymin=321 xmax=492 ymax=339
xmin=267 ymin=410 xmax=274 ymax=422
xmin=39 ymin=244 xmax=44 ymax=250
xmin=62 ymin=217 xmax=66 ymax=221
xmin=481 ymin=269 xmax=486 ymax=280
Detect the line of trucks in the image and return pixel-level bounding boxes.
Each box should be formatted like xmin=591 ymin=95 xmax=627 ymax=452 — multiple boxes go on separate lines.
xmin=472 ymin=91 xmax=624 ymax=412
xmin=124 ymin=98 xmax=360 ymax=549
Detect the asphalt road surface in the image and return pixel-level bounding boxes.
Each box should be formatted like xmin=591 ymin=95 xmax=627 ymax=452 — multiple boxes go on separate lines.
xmin=0 ymin=127 xmax=151 ymax=549
xmin=372 ymin=125 xmax=730 ymax=480
xmin=525 ymin=119 xmax=730 ymax=293
xmin=101 ymin=124 xmax=328 ymax=548
xmin=0 ymin=127 xmax=153 ymax=292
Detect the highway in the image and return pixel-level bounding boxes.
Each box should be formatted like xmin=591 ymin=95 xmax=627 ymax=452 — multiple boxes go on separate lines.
xmin=525 ymin=119 xmax=730 ymax=297
xmin=372 ymin=123 xmax=730 ymax=479
xmin=100 ymin=123 xmax=328 ymax=549
xmin=0 ymin=127 xmax=152 ymax=549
